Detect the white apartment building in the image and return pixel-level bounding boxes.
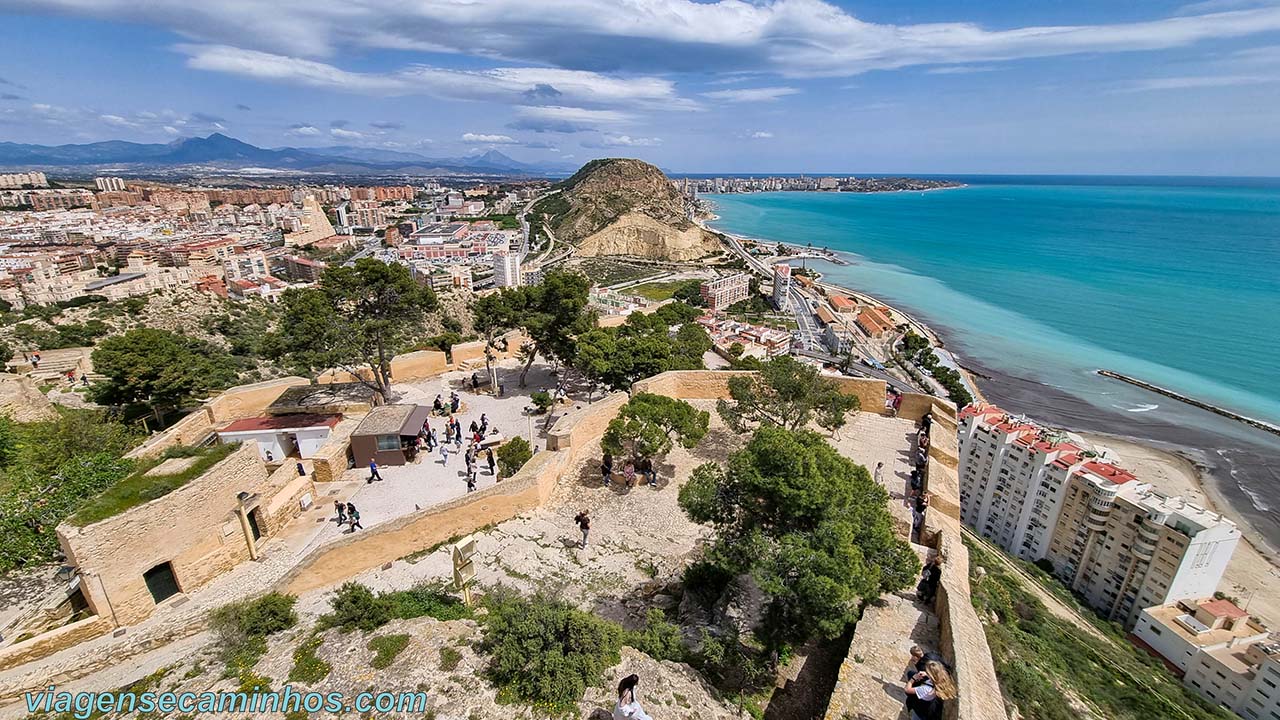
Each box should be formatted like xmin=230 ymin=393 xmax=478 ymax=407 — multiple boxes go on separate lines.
xmin=493 ymin=249 xmax=522 ymax=288
xmin=958 ymin=405 xmax=1088 ymax=561
xmin=772 ymin=263 xmax=791 ymax=310
xmin=1132 ymin=598 xmax=1279 ymax=719
xmin=94 ymin=177 xmax=127 ymax=192
xmin=959 ymin=404 xmax=1240 ymax=629
xmin=0 ymin=172 xmax=48 ymax=189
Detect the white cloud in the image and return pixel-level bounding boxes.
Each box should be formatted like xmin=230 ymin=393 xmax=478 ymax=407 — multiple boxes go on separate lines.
xmin=585 ymin=134 xmax=662 ymax=147
xmin=329 ymin=127 xmax=365 ymax=139
xmin=29 ymin=0 xmax=1280 ymax=78
xmin=508 ymin=105 xmax=630 ymax=132
xmin=703 ymin=86 xmax=798 ymax=102
xmin=178 ymin=44 xmax=688 ymax=110
xmin=750 ymin=131 xmax=773 ymax=139
xmin=462 ymin=132 xmax=517 ymax=143
xmin=163 ymin=125 xmax=180 ymax=134
xmin=99 ymin=114 xmax=138 ymax=127
xmin=286 ymin=124 xmax=322 ymax=136
xmin=925 ymin=65 xmax=999 ymax=75
xmin=1117 ymin=73 xmax=1276 ymax=92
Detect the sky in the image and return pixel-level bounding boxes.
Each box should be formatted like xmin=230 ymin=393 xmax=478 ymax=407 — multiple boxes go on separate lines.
xmin=1 ymin=0 xmax=1279 ymax=175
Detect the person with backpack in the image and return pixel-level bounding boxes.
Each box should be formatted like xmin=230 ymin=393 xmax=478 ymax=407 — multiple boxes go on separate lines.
xmin=905 ymin=660 xmax=956 ymax=720
xmin=613 ymin=674 xmax=652 ymax=720
xmin=346 ymin=503 xmax=362 ymax=532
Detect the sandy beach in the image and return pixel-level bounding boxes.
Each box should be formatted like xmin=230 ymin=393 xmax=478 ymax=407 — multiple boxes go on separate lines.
xmin=1079 ymin=432 xmax=1280 ymax=625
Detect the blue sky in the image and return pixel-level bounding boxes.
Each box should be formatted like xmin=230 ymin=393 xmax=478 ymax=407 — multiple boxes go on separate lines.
xmin=1 ymin=0 xmax=1279 ymax=174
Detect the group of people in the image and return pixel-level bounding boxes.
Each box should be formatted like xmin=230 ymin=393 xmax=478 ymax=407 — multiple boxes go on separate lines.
xmin=420 ymin=407 xmax=498 ymax=494
xmin=333 ymin=501 xmax=363 ymax=532
xmin=599 ymin=453 xmax=657 ymax=488
xmin=903 ymin=644 xmax=957 ymax=720
xmin=432 ymin=391 xmax=462 ymax=416
xmin=908 ymin=413 xmax=933 ymax=539
xmin=884 ymin=386 xmax=904 ymax=416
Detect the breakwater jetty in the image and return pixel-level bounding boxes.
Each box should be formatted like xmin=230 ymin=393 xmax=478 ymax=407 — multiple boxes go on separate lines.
xmin=1097 ymin=370 xmax=1280 ymax=438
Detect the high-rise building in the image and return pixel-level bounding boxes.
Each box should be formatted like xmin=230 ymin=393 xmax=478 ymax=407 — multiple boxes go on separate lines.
xmin=493 ymin=250 xmax=522 ymax=288
xmin=771 ymin=263 xmax=791 ymax=310
xmin=700 ymin=273 xmax=750 ymax=310
xmin=959 ymin=404 xmax=1240 ymax=628
xmin=94 ymin=177 xmax=127 ymax=192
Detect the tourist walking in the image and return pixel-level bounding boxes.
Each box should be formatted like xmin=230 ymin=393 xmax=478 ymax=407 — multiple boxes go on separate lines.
xmin=466 ymin=464 xmax=477 ymax=492
xmin=346 ymin=503 xmax=363 ymax=532
xmin=486 ymin=448 xmax=496 ymax=476
xmin=469 ymin=420 xmax=479 ymax=436
xmin=904 ymin=660 xmax=956 ymax=720
xmin=334 ymin=500 xmax=346 ymax=525
xmin=600 ymin=453 xmax=613 ymax=485
xmin=368 ymin=459 xmax=382 ymax=483
xmin=479 ymin=413 xmax=489 ymax=435
xmin=874 ymin=461 xmax=885 ymax=485
xmin=613 ymin=674 xmax=653 ymax=720
xmin=440 ymin=444 xmax=451 ymax=465
xmin=574 ymin=510 xmax=590 ymax=548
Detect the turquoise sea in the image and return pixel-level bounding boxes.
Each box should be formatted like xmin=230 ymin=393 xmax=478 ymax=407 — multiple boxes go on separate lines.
xmin=707 ymin=180 xmax=1280 ymax=542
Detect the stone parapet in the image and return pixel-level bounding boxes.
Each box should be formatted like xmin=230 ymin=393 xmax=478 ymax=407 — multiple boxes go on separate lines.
xmin=0 ymin=615 xmax=111 ymax=672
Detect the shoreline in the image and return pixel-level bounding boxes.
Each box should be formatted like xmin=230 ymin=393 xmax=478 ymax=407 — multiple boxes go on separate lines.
xmin=705 ymin=218 xmax=1278 ymax=578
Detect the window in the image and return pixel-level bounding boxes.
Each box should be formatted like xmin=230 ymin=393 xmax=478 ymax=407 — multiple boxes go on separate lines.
xmin=376 ymin=434 xmax=400 ymax=451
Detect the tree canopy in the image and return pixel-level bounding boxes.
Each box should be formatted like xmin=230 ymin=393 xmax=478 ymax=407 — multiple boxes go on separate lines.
xmin=574 ymin=303 xmax=711 ymax=394
xmin=601 ymin=392 xmax=709 ymax=461
xmin=89 ymin=328 xmax=238 ymax=419
xmin=679 ymin=425 xmax=918 ymax=650
xmin=274 ymin=258 xmax=438 ymax=397
xmin=717 ymin=354 xmax=859 ymax=434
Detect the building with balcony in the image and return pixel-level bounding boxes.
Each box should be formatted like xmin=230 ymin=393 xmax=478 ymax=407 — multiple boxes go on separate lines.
xmin=699 ymin=272 xmax=750 ymax=310
xmin=771 ymin=263 xmax=791 ymax=309
xmin=959 ymin=403 xmax=1240 ymax=629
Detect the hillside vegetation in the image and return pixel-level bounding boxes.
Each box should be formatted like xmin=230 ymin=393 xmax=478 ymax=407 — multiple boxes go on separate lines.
xmin=543 ymin=158 xmax=721 ymax=261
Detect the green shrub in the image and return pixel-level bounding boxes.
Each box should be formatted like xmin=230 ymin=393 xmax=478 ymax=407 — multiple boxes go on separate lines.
xmin=481 ymin=591 xmax=623 ymax=713
xmin=625 ymin=609 xmax=687 ymax=662
xmin=321 ymin=582 xmax=471 ymax=632
xmin=368 ymin=634 xmax=411 ymax=669
xmin=529 ymin=390 xmax=554 ymax=414
xmin=210 ymin=593 xmax=298 ymax=639
xmin=321 ymin=582 xmax=392 ymax=632
xmin=288 ymin=635 xmax=331 ymax=684
xmin=439 ymin=646 xmax=463 ymax=672
xmin=495 ymin=436 xmax=533 ymax=479
xmin=385 ymin=583 xmax=472 ymax=622
xmin=209 ymin=593 xmax=298 ymax=675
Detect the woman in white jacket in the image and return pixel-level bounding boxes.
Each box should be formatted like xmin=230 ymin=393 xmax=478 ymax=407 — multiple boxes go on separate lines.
xmin=614 ymin=674 xmax=653 ymax=720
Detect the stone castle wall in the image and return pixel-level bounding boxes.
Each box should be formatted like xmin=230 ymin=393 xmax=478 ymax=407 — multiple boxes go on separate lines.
xmin=58 ymin=443 xmax=313 ymax=627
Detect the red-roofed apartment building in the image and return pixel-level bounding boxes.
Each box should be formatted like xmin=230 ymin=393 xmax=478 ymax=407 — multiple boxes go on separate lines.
xmin=959 ymin=403 xmax=1240 ymax=629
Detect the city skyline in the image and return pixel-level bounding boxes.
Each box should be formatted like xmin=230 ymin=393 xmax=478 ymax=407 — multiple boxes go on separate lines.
xmin=2 ymin=0 xmax=1280 ymax=175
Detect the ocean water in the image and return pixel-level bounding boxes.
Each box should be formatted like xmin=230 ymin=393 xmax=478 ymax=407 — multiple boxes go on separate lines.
xmin=707 ymin=181 xmax=1280 ymax=543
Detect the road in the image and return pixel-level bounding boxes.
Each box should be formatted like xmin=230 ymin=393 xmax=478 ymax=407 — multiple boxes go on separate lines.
xmin=342 ymin=236 xmax=383 ymax=267
xmin=518 ymin=188 xmax=560 ymax=259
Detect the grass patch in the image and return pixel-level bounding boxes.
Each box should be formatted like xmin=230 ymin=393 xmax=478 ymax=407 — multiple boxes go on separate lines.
xmin=69 ymin=442 xmax=240 ymax=525
xmin=288 ymin=635 xmax=331 ymax=684
xmin=966 ymin=537 xmax=1232 ymax=720
xmin=439 ymin=646 xmax=462 ymax=672
xmin=629 ymin=281 xmax=690 ymax=302
xmin=368 ymin=634 xmax=411 ymax=669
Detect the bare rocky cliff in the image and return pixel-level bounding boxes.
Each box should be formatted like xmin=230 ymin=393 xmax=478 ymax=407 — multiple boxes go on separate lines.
xmin=548 ymin=158 xmax=721 ymax=261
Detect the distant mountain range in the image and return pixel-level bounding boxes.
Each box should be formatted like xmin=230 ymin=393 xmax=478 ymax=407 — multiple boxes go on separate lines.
xmin=0 ymin=133 xmax=573 ymax=176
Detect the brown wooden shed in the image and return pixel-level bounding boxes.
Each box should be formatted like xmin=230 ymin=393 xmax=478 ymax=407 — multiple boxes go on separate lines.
xmin=349 ymin=404 xmax=431 ymax=466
